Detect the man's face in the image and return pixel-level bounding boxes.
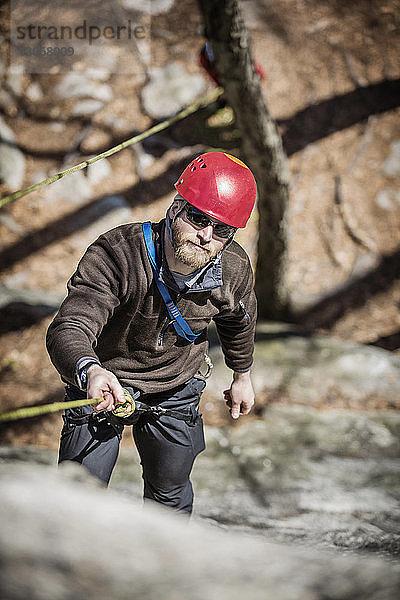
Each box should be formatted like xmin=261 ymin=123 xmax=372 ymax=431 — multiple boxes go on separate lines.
xmin=170 ymin=202 xmax=227 ymax=270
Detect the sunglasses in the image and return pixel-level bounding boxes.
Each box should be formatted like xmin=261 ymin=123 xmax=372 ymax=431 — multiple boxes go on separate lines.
xmin=184 ymin=205 xmax=237 ymax=239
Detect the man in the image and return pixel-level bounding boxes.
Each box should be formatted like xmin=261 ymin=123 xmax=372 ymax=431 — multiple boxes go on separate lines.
xmin=46 ymin=151 xmax=257 ymax=514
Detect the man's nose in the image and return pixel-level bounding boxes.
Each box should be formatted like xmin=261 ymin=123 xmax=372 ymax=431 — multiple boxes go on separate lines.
xmin=197 ymin=224 xmax=213 ymax=243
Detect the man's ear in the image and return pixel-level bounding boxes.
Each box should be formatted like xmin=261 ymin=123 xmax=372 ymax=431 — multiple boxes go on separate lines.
xmin=169 ymin=199 xmax=183 ymax=220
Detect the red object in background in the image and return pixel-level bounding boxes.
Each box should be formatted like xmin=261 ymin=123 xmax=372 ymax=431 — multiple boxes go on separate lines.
xmin=199 ymin=42 xmax=266 ymax=86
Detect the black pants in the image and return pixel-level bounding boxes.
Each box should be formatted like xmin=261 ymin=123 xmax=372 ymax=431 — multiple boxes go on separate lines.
xmin=58 ymin=377 xmax=206 ymax=514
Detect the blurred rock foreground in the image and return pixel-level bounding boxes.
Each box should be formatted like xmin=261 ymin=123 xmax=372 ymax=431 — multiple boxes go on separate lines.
xmin=1 ymin=322 xmax=399 ymax=596
xmin=0 ymin=456 xmax=400 ymax=600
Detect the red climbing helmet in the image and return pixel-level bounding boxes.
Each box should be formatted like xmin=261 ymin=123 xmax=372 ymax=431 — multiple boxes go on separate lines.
xmin=174 ymin=152 xmax=257 ymax=228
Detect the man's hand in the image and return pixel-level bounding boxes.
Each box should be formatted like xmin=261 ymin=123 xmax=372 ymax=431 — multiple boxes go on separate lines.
xmin=223 ymin=371 xmax=254 ymax=420
xmin=86 ymin=364 xmax=126 ymax=412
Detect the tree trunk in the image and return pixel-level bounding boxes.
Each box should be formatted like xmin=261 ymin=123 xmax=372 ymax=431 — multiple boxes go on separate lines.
xmin=197 ymin=0 xmax=291 ymax=319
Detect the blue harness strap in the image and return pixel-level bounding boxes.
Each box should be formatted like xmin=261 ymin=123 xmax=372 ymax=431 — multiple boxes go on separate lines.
xmin=142 ymin=222 xmax=202 ymax=342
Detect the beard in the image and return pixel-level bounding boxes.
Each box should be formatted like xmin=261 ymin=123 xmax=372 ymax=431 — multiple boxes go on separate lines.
xmin=171 ymin=220 xmax=220 ymax=269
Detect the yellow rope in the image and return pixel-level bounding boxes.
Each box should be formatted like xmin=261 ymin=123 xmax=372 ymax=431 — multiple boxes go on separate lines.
xmin=0 ymin=87 xmax=223 ymax=209
xmin=0 ymin=389 xmax=135 ymax=422
xmin=0 ymin=397 xmax=102 ymax=422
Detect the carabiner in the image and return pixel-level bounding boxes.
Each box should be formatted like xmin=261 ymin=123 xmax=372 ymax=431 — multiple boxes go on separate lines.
xmin=196 ymin=354 xmax=214 ymax=380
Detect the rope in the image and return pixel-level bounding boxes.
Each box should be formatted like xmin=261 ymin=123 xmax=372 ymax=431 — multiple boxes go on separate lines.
xmin=0 ymin=87 xmax=223 ymax=209
xmin=0 ymin=389 xmax=135 ymax=423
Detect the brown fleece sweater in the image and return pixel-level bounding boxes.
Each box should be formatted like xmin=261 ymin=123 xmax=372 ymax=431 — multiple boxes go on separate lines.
xmin=46 ymin=220 xmax=257 ymax=393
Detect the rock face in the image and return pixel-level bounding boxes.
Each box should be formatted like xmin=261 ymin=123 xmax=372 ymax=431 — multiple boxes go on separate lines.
xmin=0 ymin=117 xmax=26 ymax=190
xmin=1 ymin=460 xmax=399 ymax=600
xmin=108 ymin=405 xmax=400 ymax=559
xmin=122 ymin=0 xmax=175 ymax=13
xmin=382 ymin=140 xmax=400 ymax=177
xmin=206 ymin=323 xmax=400 ymax=410
xmin=141 ymin=62 xmax=206 ymax=119
xmin=55 ymin=72 xmax=113 ymax=102
xmin=192 ymin=407 xmax=400 ymax=556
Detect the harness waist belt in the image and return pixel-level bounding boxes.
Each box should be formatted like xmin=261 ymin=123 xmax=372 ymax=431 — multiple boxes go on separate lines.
xmin=64 ymin=399 xmax=201 ymax=440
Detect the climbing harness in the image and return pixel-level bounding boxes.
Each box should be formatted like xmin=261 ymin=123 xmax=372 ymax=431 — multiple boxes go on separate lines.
xmin=0 ymin=386 xmax=202 ymax=441
xmin=63 ymin=387 xmax=202 ymax=441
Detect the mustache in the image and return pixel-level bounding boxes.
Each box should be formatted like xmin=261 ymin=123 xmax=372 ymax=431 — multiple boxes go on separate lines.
xmin=172 ymin=228 xmax=210 ymax=251
xmin=188 ymin=240 xmax=211 ymax=251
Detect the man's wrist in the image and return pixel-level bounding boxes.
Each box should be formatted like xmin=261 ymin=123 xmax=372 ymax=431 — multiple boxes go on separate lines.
xmin=74 ymin=357 xmax=101 ymax=390
xmin=233 ymin=369 xmax=252 ymax=381
xmin=86 ymin=363 xmax=102 ymax=374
